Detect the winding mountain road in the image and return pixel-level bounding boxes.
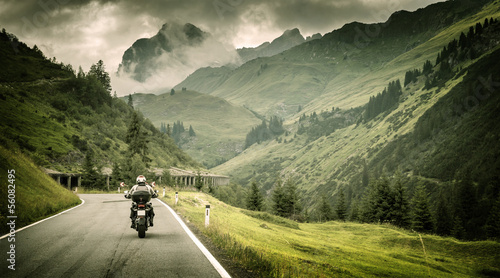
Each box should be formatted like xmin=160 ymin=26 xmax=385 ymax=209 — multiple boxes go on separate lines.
xmin=0 ymin=194 xmax=229 ymax=277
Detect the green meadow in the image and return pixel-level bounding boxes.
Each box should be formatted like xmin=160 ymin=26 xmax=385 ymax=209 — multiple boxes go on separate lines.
xmin=162 ymin=191 xmax=500 ymax=277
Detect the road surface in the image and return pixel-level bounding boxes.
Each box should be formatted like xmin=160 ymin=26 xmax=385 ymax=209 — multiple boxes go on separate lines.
xmin=1 ymin=194 xmax=229 ymax=277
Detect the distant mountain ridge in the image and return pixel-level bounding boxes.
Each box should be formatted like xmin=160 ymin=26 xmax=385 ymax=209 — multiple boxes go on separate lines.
xmin=237 ymin=28 xmax=321 ymax=63
xmin=117 ymin=22 xmax=239 ymax=86
xmin=173 ymin=0 xmax=492 ymax=119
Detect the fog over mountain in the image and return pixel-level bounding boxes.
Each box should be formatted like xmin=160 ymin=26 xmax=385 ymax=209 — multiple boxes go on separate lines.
xmin=0 ymin=0 xmax=442 ymax=96
xmin=114 ymin=22 xmax=239 ymax=94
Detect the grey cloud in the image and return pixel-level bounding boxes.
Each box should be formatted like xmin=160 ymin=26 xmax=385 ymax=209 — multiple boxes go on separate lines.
xmin=0 ymin=0 xmax=441 ymax=95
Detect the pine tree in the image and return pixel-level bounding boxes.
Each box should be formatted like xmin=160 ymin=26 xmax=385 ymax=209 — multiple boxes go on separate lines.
xmin=283 ymin=177 xmax=301 ymax=218
xmin=392 ymin=173 xmax=410 ymax=228
xmin=88 ymin=60 xmax=111 ymax=92
xmin=485 ymin=195 xmax=500 ymax=239
xmin=246 ymin=181 xmax=264 ymax=211
xmin=411 ymin=183 xmax=434 ymax=233
xmin=373 ymin=177 xmax=394 ymax=223
xmin=451 ymin=215 xmax=466 ymax=239
xmin=422 ymin=60 xmax=433 ymax=75
xmin=127 ymin=94 xmax=133 ymax=109
xmin=126 ymin=153 xmax=148 ymax=185
xmin=162 ymin=169 xmax=174 ymax=187
xmin=350 ymin=201 xmax=360 ymax=222
xmin=362 ymin=161 xmax=369 ymax=188
xmin=272 ymin=178 xmax=287 ymax=217
xmin=82 ymin=150 xmax=102 ymax=189
xmin=189 ymin=125 xmax=196 ymax=137
xmin=195 ymin=172 xmax=203 ymax=191
xmin=435 ymin=193 xmax=453 ymax=236
xmin=126 ymin=111 xmax=149 ymax=163
xmin=319 ymin=195 xmax=332 ymax=222
xmin=336 ymin=189 xmax=347 ymax=221
xmin=111 ymin=160 xmax=123 ymax=187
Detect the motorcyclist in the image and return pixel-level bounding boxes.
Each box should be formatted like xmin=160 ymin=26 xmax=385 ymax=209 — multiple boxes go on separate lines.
xmin=126 ymin=175 xmax=157 ymax=228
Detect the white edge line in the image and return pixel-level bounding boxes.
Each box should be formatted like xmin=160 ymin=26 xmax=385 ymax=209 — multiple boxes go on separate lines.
xmin=155 ymin=198 xmax=231 ymax=278
xmin=0 ymin=198 xmax=86 ymax=240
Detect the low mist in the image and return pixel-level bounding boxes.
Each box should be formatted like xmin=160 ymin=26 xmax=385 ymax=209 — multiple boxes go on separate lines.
xmin=113 ymin=22 xmax=241 ymax=96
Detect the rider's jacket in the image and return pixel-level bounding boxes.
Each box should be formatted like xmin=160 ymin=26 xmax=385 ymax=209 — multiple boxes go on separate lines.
xmin=127 ymin=183 xmax=157 ymax=199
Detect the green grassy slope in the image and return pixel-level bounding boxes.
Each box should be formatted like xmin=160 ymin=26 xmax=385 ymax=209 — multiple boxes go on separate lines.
xmin=306 ymin=0 xmax=500 ymax=116
xmin=174 ymin=0 xmax=493 ymax=119
xmin=164 ymin=191 xmax=500 ymax=277
xmin=0 ymin=146 xmax=81 ymax=235
xmin=173 ymin=66 xmax=234 ymax=94
xmin=0 ymin=29 xmax=200 ymax=177
xmin=127 ymin=91 xmax=261 ymax=167
xmin=213 ymin=9 xmax=500 ymax=218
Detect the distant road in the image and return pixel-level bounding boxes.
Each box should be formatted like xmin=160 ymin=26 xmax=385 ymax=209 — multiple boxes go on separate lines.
xmin=0 ymin=194 xmax=229 ymax=277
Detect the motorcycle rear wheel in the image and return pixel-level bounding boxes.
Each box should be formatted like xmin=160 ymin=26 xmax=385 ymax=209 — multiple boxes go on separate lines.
xmin=138 ymin=225 xmax=146 ymax=238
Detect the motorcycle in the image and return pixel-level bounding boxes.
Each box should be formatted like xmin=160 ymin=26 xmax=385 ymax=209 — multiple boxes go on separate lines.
xmin=124 ymin=189 xmax=158 ymax=238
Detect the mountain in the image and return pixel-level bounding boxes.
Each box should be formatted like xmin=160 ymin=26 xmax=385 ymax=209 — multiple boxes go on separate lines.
xmin=205 ymin=0 xmax=500 ymax=240
xmin=174 ymin=29 xmax=321 ymax=94
xmin=237 ymin=28 xmax=318 ymax=63
xmin=173 ymin=0 xmax=492 ymax=119
xmin=117 ymin=22 xmax=239 ymax=86
xmin=0 ymin=29 xmax=200 ymax=179
xmin=124 ymin=90 xmax=261 ymax=167
xmin=118 ymin=22 xmax=205 ymax=82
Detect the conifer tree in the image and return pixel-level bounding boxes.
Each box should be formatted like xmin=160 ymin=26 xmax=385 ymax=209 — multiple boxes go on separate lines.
xmin=82 ymin=150 xmax=102 ymax=189
xmin=247 ymin=181 xmax=264 ymax=211
xmin=392 ymin=173 xmax=410 ymax=228
xmin=336 ymin=189 xmax=347 ymax=221
xmin=127 ymin=94 xmax=133 ymax=108
xmin=319 ymin=195 xmax=332 ymax=222
xmin=126 ymin=111 xmax=149 ymax=163
xmin=362 ymin=161 xmax=369 ymax=188
xmin=88 ymin=60 xmax=111 ymax=93
xmin=422 ymin=60 xmax=433 ymax=75
xmin=189 ymin=125 xmax=196 ymax=137
xmin=451 ymin=215 xmax=466 ymax=239
xmin=485 ymin=195 xmax=500 ymax=239
xmin=350 ymin=201 xmax=360 ymax=222
xmin=411 ymin=183 xmax=434 ymax=233
xmin=435 ymin=193 xmax=453 ymax=236
xmin=195 ymin=172 xmax=203 ymax=191
xmin=111 ymin=160 xmax=124 ymax=187
xmin=283 ymin=177 xmax=301 ymax=218
xmin=272 ymin=178 xmax=287 ymax=217
xmin=126 ymin=153 xmax=148 ymax=185
xmin=162 ymin=169 xmax=174 ymax=187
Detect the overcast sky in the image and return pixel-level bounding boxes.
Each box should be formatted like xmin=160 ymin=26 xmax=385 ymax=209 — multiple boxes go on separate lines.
xmin=0 ymin=0 xmax=442 ymax=93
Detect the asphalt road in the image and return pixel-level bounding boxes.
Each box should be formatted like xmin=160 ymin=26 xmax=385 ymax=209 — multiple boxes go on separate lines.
xmin=0 ymin=194 xmax=229 ymax=278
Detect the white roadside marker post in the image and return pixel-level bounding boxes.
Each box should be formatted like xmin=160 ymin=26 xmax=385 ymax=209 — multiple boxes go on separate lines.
xmin=163 ymin=187 xmax=165 ymax=197
xmin=205 ymin=205 xmax=210 ymax=228
xmin=175 ymin=192 xmax=178 ymax=205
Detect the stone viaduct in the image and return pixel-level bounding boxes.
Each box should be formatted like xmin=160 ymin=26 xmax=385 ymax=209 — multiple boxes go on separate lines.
xmin=44 ymin=166 xmax=229 ymax=189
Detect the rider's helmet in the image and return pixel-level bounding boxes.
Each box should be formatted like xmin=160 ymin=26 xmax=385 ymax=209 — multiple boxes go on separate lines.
xmin=136 ymin=175 xmax=147 ymax=185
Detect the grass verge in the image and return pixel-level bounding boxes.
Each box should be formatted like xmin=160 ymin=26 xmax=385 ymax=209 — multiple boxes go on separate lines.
xmin=162 ymin=190 xmax=500 ymax=277
xmin=0 ymin=146 xmax=81 ymax=235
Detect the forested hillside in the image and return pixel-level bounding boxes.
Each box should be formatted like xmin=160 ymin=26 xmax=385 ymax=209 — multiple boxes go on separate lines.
xmin=213 ymin=4 xmax=500 ymax=241
xmin=124 ymin=90 xmax=261 ymax=168
xmin=174 ymin=0 xmax=492 ymax=118
xmin=0 ymin=29 xmax=200 ymax=187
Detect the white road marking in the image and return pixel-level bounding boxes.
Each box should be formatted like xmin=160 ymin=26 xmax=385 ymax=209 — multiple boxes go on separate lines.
xmin=0 ymin=198 xmax=86 ymax=240
xmin=155 ymin=198 xmax=231 ymax=278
